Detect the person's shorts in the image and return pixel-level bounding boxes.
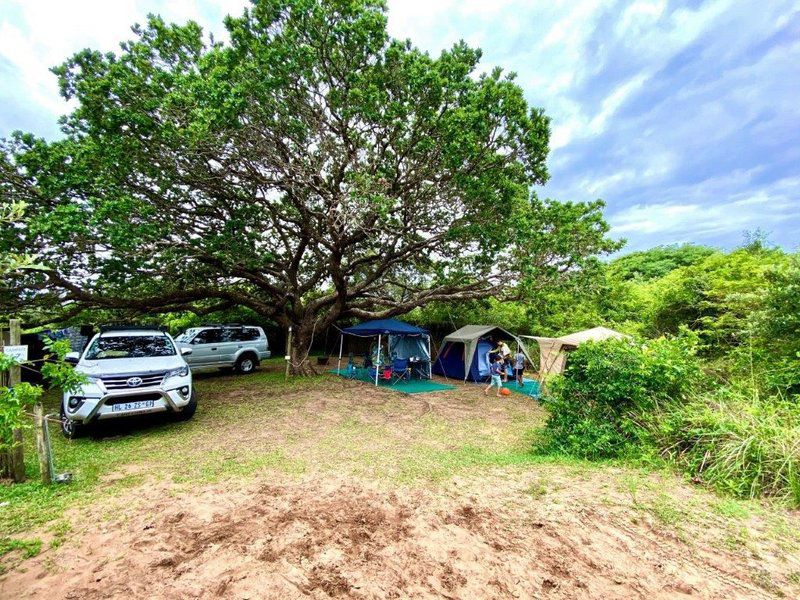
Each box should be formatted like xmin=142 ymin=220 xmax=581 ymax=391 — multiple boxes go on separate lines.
xmin=514 ymin=367 xmax=524 ymax=377
xmin=490 ymin=375 xmax=502 ymax=387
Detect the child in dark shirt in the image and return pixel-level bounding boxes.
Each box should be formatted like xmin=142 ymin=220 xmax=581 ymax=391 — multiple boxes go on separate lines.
xmin=483 ymin=356 xmax=504 ymax=397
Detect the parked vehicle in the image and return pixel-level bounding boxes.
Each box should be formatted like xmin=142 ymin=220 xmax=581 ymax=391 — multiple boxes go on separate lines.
xmin=61 ymin=326 xmax=197 ymax=438
xmin=174 ymin=324 xmax=270 ymax=374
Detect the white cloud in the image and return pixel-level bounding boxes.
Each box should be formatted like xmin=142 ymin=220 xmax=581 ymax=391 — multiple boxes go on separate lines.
xmin=0 ymin=0 xmax=246 ymax=135
xmin=609 ymin=175 xmax=800 ymax=246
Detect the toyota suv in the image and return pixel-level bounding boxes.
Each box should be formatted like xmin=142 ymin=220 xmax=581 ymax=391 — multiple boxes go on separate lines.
xmin=61 ymin=326 xmax=196 ymax=438
xmin=174 ymin=325 xmax=270 ymax=374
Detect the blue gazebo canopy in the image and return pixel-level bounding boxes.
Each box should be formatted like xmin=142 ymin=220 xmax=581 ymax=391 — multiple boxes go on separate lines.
xmin=341 ymin=318 xmax=428 ymax=337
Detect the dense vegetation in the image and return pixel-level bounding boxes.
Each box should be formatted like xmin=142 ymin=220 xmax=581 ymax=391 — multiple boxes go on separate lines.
xmin=420 ymin=241 xmax=800 ymax=504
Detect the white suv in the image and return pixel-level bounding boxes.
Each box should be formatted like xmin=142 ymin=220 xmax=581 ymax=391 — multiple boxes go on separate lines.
xmin=61 ymin=327 xmax=196 ymax=438
xmin=175 ymin=325 xmax=270 ymax=374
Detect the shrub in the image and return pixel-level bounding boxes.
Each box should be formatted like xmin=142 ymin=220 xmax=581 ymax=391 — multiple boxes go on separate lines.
xmin=535 ymin=334 xmax=702 ymax=459
xmin=654 ymin=387 xmax=800 ymax=504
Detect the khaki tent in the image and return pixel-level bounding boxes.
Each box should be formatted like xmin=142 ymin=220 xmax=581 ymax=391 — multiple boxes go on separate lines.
xmin=523 ymin=326 xmax=630 ymax=378
xmin=433 ymin=325 xmax=533 ymax=381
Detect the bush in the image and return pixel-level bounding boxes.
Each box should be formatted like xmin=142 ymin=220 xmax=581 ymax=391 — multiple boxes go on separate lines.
xmin=535 ymin=335 xmax=702 ymax=459
xmin=654 ymin=388 xmax=800 ymax=504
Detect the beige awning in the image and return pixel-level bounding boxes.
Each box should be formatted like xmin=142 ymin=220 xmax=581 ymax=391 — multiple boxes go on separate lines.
xmin=521 ymin=326 xmax=630 ymax=377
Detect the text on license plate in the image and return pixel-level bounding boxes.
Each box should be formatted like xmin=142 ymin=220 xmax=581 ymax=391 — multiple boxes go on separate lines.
xmin=111 ymin=400 xmax=156 ymax=412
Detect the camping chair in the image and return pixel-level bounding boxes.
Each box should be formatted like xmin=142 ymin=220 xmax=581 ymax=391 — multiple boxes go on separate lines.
xmin=344 ymin=362 xmax=358 ymax=380
xmin=391 ymin=358 xmax=410 ymax=384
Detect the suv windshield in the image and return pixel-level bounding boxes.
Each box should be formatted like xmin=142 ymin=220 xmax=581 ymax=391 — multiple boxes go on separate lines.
xmin=84 ymin=335 xmax=176 ymax=360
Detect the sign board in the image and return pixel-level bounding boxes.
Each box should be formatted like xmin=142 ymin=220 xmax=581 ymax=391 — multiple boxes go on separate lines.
xmin=2 ymin=345 xmax=28 ymax=362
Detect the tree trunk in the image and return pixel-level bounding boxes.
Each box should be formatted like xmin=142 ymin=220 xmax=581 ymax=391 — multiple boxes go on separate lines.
xmin=287 ymin=320 xmax=321 ymax=376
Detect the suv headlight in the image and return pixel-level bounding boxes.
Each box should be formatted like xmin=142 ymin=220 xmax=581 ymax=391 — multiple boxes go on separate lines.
xmin=85 ymin=375 xmax=102 ymax=384
xmin=166 ymin=365 xmax=190 ymax=378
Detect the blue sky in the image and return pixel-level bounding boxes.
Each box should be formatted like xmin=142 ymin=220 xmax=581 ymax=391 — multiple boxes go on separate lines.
xmin=1 ymin=0 xmax=798 ymax=252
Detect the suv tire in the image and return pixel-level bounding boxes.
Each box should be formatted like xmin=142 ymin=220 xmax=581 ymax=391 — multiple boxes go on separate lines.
xmin=235 ymin=353 xmax=258 ymax=374
xmin=60 ymin=404 xmax=87 ymax=439
xmin=174 ymin=391 xmax=198 ymax=422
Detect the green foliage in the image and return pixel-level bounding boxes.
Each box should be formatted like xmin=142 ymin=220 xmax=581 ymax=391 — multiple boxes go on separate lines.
xmin=0 ymin=201 xmax=46 ymax=283
xmin=0 ymin=380 xmax=42 ymax=452
xmin=653 ymin=387 xmax=800 ymax=504
xmin=751 ymin=256 xmax=800 ymax=394
xmin=535 ymin=335 xmax=702 ymax=459
xmin=644 ymin=247 xmax=788 ymax=346
xmin=0 ymin=337 xmax=85 ymax=454
xmin=609 ymin=244 xmax=715 ymax=281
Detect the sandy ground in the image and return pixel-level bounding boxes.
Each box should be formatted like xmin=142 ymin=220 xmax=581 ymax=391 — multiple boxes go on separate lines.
xmin=4 ymin=468 xmax=798 ymax=599
xmin=2 ymin=371 xmax=799 ymax=599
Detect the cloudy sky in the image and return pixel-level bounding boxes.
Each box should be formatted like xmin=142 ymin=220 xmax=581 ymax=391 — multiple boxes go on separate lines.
xmin=1 ymin=0 xmax=798 ymax=252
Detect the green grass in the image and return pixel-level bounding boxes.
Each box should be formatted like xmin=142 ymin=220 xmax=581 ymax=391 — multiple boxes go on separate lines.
xmin=0 ymin=363 xmax=308 ymax=535
xmin=0 ymin=360 xmax=549 ymax=536
xmin=0 ymin=537 xmax=41 ymax=559
xmin=2 ymin=358 xmax=799 ymax=587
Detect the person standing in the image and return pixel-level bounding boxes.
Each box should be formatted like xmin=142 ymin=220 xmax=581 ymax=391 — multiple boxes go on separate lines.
xmin=513 ymin=348 xmax=526 ymax=387
xmin=484 ymin=356 xmax=504 ymax=397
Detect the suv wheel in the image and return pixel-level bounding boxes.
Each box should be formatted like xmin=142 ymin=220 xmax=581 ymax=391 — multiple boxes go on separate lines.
xmin=235 ymin=353 xmax=257 ymax=374
xmin=174 ymin=390 xmax=198 ymax=422
xmin=60 ymin=404 xmax=87 ymax=439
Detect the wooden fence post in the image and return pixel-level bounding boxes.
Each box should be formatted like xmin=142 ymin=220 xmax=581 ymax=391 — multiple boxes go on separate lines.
xmin=34 ymin=404 xmax=53 ymax=485
xmin=8 ymin=319 xmax=25 ymax=483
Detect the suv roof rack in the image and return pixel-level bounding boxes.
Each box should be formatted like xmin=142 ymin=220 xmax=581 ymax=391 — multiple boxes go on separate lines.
xmin=200 ymin=323 xmax=244 ymax=328
xmin=99 ymin=324 xmax=168 ymax=333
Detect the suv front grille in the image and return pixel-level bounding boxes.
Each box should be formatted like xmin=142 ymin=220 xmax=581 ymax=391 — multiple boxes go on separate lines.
xmin=100 ymin=372 xmax=167 ymax=390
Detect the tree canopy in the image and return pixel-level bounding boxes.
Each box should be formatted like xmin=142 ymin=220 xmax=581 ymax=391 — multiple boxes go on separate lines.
xmin=1 ymin=0 xmax=618 ymax=371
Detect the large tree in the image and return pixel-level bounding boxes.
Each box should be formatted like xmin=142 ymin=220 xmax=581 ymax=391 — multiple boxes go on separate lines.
xmin=1 ymin=0 xmax=618 ymax=372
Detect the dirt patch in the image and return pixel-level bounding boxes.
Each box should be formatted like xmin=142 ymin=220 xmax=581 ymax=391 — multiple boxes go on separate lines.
xmin=3 ymin=471 xmax=796 ymax=599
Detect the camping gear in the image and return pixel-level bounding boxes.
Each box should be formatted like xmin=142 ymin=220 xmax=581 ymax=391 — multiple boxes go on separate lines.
xmin=432 ymin=325 xmax=534 ymax=382
xmin=344 ymin=362 xmax=358 ymax=379
xmin=522 ymin=326 xmax=630 ymax=378
xmin=337 ymin=319 xmax=432 ymax=386
xmin=391 ymin=358 xmax=410 ymax=383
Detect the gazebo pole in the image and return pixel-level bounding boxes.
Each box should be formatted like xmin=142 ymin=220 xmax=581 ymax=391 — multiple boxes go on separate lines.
xmin=336 ymin=332 xmax=344 ymax=374
xmin=427 ymin=335 xmax=432 ymax=379
xmin=375 ymin=334 xmax=381 ymax=386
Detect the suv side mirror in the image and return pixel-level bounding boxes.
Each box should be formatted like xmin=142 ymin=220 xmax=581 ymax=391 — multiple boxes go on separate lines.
xmin=64 ymin=352 xmax=80 ymax=365
xmin=181 ymin=347 xmax=193 ymax=356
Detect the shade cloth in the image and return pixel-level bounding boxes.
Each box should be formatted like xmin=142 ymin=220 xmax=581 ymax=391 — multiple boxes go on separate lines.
xmin=337 ymin=318 xmax=432 ymax=384
xmin=341 ymin=319 xmax=428 ymax=337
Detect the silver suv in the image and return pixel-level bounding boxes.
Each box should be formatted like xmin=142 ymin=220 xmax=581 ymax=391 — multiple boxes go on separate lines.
xmin=175 ymin=325 xmax=270 ymax=374
xmin=62 ymin=327 xmax=196 ymax=438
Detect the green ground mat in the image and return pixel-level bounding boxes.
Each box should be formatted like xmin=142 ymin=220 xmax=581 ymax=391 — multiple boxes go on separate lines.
xmin=495 ymin=378 xmax=541 ymax=397
xmin=329 ymin=369 xmax=455 ymax=394
xmin=480 ymin=377 xmax=540 ymax=398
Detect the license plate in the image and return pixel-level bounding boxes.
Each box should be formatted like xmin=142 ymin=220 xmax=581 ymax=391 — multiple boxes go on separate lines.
xmin=111 ymin=400 xmax=156 ymax=413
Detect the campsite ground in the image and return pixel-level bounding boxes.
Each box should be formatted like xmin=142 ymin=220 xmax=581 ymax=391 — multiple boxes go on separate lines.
xmin=1 ymin=360 xmax=799 ymax=599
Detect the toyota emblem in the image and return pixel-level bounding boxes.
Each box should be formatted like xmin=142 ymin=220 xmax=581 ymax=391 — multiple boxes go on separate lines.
xmin=126 ymin=376 xmax=143 ymax=387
